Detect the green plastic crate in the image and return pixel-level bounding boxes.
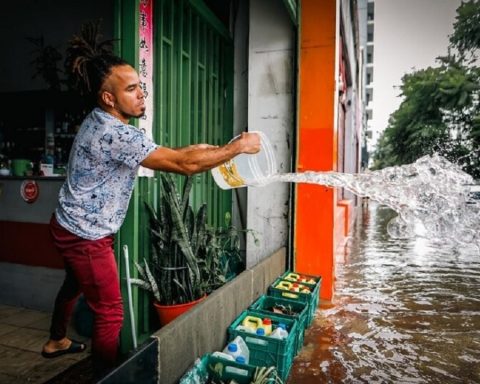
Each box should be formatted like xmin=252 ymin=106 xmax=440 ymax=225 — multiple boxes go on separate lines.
xmin=179 ymin=353 xmax=279 ymax=384
xmin=268 ymin=275 xmax=321 ymax=326
xmin=227 ymin=310 xmax=299 ymax=382
xmin=249 ymin=295 xmax=308 ymax=355
xmin=280 ymin=271 xmax=322 ymax=324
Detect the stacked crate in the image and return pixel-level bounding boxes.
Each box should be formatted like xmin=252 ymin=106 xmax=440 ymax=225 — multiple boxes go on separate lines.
xmin=179 ymin=271 xmax=322 ymax=383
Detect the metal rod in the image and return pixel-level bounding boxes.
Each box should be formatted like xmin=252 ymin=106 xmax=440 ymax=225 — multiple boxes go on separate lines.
xmin=123 ymin=245 xmax=137 ymax=349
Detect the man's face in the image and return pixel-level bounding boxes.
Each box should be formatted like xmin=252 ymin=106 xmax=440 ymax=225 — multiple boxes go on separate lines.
xmin=103 ymin=65 xmax=146 ymax=120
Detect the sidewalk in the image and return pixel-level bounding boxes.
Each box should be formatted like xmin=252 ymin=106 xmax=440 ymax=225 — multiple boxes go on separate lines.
xmin=0 ymin=304 xmax=90 ymax=383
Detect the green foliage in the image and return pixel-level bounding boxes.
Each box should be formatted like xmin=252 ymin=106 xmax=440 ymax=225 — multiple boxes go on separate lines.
xmin=132 ymin=173 xmax=254 ymax=306
xmin=371 ymin=57 xmax=480 ymax=178
xmin=450 ymin=0 xmax=480 ymax=57
xmin=373 ymin=2 xmax=480 ymax=178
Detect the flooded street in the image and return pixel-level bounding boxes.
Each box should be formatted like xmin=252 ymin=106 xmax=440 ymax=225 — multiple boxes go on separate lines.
xmin=288 ymin=202 xmax=480 ymax=383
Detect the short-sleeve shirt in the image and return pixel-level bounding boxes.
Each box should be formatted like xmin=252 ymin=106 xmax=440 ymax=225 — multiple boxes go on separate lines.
xmin=55 ymin=108 xmax=158 ymax=240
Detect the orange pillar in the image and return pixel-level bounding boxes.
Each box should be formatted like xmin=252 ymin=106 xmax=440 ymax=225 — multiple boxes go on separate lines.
xmin=295 ymin=0 xmax=338 ymax=300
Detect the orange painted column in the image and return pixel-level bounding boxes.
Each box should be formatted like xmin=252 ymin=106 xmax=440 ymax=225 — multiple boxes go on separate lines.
xmin=295 ymin=0 xmax=338 ymax=300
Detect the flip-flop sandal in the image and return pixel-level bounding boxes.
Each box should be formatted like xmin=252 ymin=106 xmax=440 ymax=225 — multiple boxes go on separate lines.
xmin=41 ymin=339 xmax=87 ymax=358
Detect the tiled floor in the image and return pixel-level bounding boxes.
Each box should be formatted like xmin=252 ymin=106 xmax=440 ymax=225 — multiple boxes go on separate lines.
xmin=0 ymin=304 xmax=90 ymax=384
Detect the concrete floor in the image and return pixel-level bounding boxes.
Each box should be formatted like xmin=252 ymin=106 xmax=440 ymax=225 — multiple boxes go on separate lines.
xmin=0 ymin=304 xmax=90 ymax=384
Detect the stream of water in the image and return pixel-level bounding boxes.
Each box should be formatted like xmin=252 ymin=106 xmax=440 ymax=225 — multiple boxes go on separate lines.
xmin=268 ymin=154 xmax=479 ymax=248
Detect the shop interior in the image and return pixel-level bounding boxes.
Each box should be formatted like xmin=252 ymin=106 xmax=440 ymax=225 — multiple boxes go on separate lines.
xmin=0 ymin=0 xmax=114 ymax=177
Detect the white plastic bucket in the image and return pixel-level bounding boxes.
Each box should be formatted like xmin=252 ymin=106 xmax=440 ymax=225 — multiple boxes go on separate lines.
xmin=211 ymin=131 xmax=277 ymax=190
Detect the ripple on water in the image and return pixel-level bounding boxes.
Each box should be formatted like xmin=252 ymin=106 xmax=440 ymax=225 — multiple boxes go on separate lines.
xmin=288 ymin=202 xmax=480 ymax=384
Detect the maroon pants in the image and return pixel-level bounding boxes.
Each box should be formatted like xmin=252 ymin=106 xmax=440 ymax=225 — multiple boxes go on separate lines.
xmin=49 ymin=214 xmax=124 ymax=370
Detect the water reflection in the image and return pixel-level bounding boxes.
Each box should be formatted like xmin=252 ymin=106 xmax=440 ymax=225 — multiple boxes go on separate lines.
xmin=288 ymin=202 xmax=480 ymax=383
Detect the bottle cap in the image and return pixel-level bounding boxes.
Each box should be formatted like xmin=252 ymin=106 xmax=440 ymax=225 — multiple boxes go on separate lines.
xmin=227 ymin=343 xmax=238 ymax=352
xmin=263 ymin=318 xmax=272 ymax=325
xmin=278 ymin=323 xmax=287 ymax=330
xmin=235 ymin=356 xmax=246 ymax=364
xmin=256 ymin=328 xmax=265 ymax=336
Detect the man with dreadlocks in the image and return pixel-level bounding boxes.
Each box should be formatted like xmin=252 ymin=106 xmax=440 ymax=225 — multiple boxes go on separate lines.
xmin=41 ymin=39 xmax=260 ymax=377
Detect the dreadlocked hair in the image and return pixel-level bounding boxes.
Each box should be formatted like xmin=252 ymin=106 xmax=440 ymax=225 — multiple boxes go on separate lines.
xmin=65 ymin=20 xmax=127 ymax=103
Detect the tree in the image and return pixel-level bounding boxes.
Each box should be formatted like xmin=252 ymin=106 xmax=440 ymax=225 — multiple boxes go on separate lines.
xmin=372 ymin=1 xmax=480 ymax=179
xmin=450 ymin=0 xmax=480 ymax=58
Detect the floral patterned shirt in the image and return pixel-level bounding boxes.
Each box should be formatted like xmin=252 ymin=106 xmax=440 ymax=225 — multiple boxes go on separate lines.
xmin=55 ymin=108 xmax=158 ymax=240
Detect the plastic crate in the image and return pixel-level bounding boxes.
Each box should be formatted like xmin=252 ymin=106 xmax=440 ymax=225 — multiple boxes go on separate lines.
xmin=228 ymin=310 xmax=299 ymax=382
xmin=268 ymin=275 xmax=321 ymax=326
xmin=179 ymin=353 xmax=278 ymax=384
xmin=249 ymin=295 xmax=308 ymax=355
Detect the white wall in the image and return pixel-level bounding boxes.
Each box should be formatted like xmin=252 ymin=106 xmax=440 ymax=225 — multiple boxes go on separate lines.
xmin=246 ymin=0 xmax=295 ymax=267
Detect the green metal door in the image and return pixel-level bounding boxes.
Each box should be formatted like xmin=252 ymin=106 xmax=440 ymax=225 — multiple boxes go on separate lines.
xmin=114 ymin=0 xmax=234 ymax=353
xmin=154 ymin=0 xmax=233 ymax=227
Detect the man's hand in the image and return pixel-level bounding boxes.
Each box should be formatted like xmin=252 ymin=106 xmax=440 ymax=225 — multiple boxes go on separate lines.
xmin=141 ymin=132 xmax=262 ymax=175
xmin=237 ymin=132 xmax=261 ymax=154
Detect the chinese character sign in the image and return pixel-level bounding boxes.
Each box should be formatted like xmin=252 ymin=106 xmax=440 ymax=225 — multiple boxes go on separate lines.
xmin=138 ymin=0 xmax=154 ymax=177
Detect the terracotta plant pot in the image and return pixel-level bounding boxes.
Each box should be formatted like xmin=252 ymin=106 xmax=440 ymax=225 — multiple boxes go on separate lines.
xmin=153 ymin=295 xmax=207 ymax=326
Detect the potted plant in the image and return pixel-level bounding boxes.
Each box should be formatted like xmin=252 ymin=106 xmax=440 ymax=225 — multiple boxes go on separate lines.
xmin=132 ymin=173 xmax=251 ymax=325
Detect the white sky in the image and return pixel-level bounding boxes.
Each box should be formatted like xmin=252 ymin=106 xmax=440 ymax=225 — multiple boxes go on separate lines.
xmin=372 ymin=0 xmax=463 ymax=143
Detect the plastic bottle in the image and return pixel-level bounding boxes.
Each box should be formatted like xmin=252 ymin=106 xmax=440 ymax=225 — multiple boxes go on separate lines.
xmin=285 ymin=272 xmax=300 ymax=282
xmin=241 ymin=315 xmax=263 ymax=332
xmin=275 ymin=281 xmax=293 ymax=291
xmin=235 ymin=355 xmax=246 ymax=364
xmin=235 ymin=324 xmax=256 ymax=333
xmin=212 ymin=351 xmax=235 ymax=361
xmin=262 ymin=318 xmax=272 ymax=335
xmin=222 ymin=336 xmax=250 ymax=364
xmin=270 ymin=323 xmax=289 ymax=340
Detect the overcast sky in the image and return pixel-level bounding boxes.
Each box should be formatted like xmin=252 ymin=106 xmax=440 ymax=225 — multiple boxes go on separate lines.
xmin=372 ymin=0 xmax=463 ymax=143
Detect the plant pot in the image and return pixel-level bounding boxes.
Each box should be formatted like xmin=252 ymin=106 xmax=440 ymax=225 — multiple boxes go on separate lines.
xmin=153 ymin=295 xmax=207 ymax=326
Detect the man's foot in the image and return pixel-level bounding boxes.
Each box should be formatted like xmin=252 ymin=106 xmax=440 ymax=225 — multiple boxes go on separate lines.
xmin=41 ymin=338 xmax=87 ymax=358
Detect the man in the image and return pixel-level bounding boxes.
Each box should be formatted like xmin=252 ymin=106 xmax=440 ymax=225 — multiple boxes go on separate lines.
xmin=41 ymin=53 xmax=260 ymax=377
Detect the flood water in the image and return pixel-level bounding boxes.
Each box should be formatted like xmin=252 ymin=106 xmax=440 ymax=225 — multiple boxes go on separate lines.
xmin=288 ymin=201 xmax=480 ymax=383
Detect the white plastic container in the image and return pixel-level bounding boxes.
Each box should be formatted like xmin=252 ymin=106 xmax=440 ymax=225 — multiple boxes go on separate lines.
xmin=235 ymin=324 xmax=257 ymax=333
xmin=270 ymin=323 xmax=289 ymax=340
xmin=222 ymin=335 xmax=250 ymax=364
xmin=211 ymin=131 xmax=277 ymax=189
xmin=211 ymin=351 xmax=235 ymax=361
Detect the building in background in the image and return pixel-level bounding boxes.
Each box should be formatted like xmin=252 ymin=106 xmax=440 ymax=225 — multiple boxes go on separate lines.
xmin=365 ymin=0 xmax=376 ymax=161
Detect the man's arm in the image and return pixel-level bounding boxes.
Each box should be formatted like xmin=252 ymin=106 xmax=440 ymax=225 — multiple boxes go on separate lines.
xmin=140 ymin=132 xmax=260 ymax=175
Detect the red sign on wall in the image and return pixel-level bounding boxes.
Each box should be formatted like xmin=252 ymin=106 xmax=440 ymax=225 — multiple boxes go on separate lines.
xmin=20 ymin=180 xmax=40 ymax=204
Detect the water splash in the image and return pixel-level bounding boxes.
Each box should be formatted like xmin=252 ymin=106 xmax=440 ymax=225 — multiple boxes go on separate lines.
xmin=267 ymin=154 xmax=480 ymax=247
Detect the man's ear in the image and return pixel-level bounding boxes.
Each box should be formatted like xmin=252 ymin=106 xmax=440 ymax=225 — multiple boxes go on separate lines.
xmin=101 ymin=91 xmax=115 ymax=108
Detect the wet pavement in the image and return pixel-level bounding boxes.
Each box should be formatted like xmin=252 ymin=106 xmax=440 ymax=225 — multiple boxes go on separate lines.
xmin=289 ymin=201 xmax=480 ymax=383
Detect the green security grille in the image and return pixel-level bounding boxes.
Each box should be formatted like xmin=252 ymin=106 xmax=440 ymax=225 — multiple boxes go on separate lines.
xmin=154 ymin=0 xmax=233 ymax=228
xmin=114 ymin=0 xmax=234 ymax=352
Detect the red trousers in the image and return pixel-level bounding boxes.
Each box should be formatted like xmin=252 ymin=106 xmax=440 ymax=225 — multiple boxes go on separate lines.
xmin=49 ymin=214 xmax=124 ymax=370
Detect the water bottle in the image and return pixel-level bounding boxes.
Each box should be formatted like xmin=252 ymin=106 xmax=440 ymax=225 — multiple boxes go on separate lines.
xmin=222 ymin=336 xmax=250 ymax=364
xmin=270 ymin=323 xmax=289 ymax=340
